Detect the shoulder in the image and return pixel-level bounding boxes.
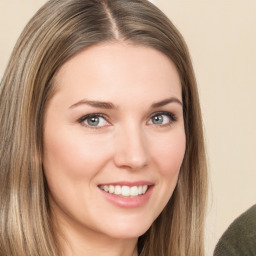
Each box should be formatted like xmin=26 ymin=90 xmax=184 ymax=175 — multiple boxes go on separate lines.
xmin=214 ymin=204 xmax=256 ymax=256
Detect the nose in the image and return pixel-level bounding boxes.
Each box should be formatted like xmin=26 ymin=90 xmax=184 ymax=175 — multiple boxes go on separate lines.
xmin=113 ymin=124 xmax=149 ymax=170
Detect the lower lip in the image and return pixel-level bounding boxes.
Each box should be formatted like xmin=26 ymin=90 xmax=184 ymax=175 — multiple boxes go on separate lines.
xmin=98 ymin=186 xmax=154 ymax=208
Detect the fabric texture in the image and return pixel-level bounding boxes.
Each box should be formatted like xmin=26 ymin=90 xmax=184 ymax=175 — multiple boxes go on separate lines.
xmin=214 ymin=204 xmax=256 ymax=256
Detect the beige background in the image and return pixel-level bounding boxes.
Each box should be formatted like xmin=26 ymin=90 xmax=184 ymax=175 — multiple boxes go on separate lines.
xmin=0 ymin=0 xmax=255 ymax=255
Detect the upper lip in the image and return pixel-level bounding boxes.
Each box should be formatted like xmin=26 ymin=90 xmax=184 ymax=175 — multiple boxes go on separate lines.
xmin=98 ymin=181 xmax=154 ymax=186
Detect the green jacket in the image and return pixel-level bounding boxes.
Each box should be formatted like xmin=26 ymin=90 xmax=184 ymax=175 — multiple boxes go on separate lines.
xmin=214 ymin=204 xmax=256 ymax=256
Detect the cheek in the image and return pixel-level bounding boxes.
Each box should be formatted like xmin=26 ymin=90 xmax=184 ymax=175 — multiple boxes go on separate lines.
xmin=145 ymin=130 xmax=186 ymax=220
xmin=42 ymin=131 xmax=112 ymax=214
xmin=43 ymin=129 xmax=111 ymax=178
xmin=43 ymin=135 xmax=85 ymax=179
xmin=152 ymin=131 xmax=186 ymax=177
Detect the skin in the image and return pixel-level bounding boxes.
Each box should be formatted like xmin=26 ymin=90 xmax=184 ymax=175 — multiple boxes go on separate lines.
xmin=43 ymin=42 xmax=186 ymax=256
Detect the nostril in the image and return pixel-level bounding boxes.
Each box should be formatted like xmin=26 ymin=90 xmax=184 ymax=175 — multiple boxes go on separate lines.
xmin=113 ymin=127 xmax=149 ymax=169
xmin=114 ymin=155 xmax=148 ymax=170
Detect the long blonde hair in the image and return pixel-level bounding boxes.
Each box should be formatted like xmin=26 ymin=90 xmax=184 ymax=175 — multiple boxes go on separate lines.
xmin=0 ymin=0 xmax=207 ymax=255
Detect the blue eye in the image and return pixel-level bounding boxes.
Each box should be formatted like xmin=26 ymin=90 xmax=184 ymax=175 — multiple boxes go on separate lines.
xmin=79 ymin=114 xmax=109 ymax=128
xmin=149 ymin=112 xmax=176 ymax=126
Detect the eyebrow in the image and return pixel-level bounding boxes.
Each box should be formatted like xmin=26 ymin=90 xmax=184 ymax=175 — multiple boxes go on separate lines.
xmin=151 ymin=97 xmax=183 ymax=108
xmin=69 ymin=100 xmax=116 ymax=109
xmin=69 ymin=97 xmax=182 ymax=110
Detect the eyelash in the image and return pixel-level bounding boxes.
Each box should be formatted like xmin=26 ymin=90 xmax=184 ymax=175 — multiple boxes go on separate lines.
xmin=78 ymin=113 xmax=109 ymax=129
xmin=78 ymin=111 xmax=177 ymax=129
xmin=149 ymin=111 xmax=177 ymax=127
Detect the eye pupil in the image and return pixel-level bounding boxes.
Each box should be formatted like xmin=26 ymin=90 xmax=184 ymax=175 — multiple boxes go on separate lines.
xmin=87 ymin=117 xmax=99 ymax=126
xmin=152 ymin=115 xmax=163 ymax=124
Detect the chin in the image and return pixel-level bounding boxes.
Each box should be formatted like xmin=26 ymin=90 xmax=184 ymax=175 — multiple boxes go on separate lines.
xmin=103 ymin=221 xmax=152 ymax=240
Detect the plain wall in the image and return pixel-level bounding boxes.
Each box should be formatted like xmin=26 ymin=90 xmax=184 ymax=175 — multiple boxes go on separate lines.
xmin=0 ymin=0 xmax=255 ymax=255
xmin=155 ymin=0 xmax=256 ymax=254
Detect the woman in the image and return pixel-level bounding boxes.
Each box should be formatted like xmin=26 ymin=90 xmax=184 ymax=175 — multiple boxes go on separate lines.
xmin=0 ymin=0 xmax=207 ymax=255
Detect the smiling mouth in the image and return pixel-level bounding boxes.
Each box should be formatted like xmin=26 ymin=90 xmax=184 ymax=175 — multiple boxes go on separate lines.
xmin=99 ymin=185 xmax=149 ymax=197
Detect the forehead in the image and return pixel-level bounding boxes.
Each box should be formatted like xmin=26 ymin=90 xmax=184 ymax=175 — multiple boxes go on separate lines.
xmin=53 ymin=42 xmax=182 ymax=106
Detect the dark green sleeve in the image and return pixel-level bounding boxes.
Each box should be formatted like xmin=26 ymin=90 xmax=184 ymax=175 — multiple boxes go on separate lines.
xmin=214 ymin=205 xmax=256 ymax=256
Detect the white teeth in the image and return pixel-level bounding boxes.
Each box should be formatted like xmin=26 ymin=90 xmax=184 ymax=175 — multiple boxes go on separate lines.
xmin=142 ymin=185 xmax=148 ymax=194
xmin=122 ymin=186 xmax=130 ymax=196
xmin=115 ymin=185 xmax=122 ymax=195
xmin=99 ymin=185 xmax=149 ymax=197
xmin=130 ymin=186 xmax=138 ymax=196
xmin=109 ymin=185 xmax=114 ymax=193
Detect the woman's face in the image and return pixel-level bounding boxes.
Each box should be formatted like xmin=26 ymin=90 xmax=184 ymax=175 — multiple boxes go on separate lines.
xmin=43 ymin=43 xmax=186 ymax=241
